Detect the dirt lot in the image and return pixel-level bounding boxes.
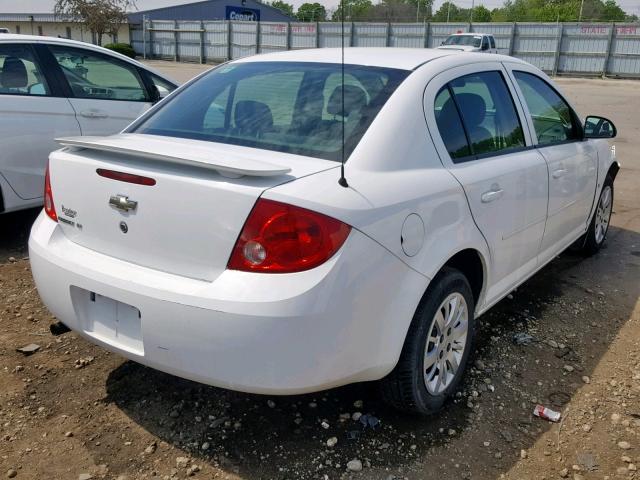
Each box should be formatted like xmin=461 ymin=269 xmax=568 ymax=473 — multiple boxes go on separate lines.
xmin=1 ymin=67 xmax=639 ymax=480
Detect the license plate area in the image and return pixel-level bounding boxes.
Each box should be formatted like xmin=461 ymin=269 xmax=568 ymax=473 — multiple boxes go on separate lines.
xmin=70 ymin=287 xmax=144 ymax=355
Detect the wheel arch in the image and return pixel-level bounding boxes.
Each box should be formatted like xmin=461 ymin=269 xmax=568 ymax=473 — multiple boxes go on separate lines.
xmin=607 ymin=160 xmax=620 ymax=181
xmin=441 ymin=248 xmax=486 ymax=308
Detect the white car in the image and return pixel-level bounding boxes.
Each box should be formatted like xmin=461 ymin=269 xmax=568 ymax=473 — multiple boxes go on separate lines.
xmin=0 ymin=35 xmax=177 ymax=214
xmin=30 ymin=48 xmax=618 ymax=414
xmin=438 ymin=33 xmax=498 ymax=53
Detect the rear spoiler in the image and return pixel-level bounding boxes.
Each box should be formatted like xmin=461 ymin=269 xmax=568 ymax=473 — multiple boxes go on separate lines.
xmin=56 ymin=134 xmax=292 ymax=177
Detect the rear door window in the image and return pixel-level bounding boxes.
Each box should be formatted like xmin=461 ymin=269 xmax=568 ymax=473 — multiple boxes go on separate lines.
xmin=48 ymin=45 xmax=148 ymax=101
xmin=489 ymin=36 xmax=496 ymax=49
xmin=0 ymin=44 xmax=49 ymax=96
xmin=434 ymin=71 xmax=526 ymax=162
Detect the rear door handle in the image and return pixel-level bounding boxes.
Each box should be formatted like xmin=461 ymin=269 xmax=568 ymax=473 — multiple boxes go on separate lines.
xmin=552 ymin=168 xmax=568 ymax=179
xmin=481 ymin=188 xmax=504 ymax=203
xmin=80 ymin=110 xmax=108 ymax=119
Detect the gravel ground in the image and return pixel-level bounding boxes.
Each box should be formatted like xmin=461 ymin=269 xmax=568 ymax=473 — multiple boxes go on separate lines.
xmin=0 ymin=66 xmax=639 ymax=480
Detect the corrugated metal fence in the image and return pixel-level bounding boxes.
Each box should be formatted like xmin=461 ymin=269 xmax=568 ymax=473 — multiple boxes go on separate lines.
xmin=129 ymin=21 xmax=640 ymax=77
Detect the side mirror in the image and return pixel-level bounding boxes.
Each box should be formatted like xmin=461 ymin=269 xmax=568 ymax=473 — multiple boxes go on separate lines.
xmin=584 ymin=115 xmax=617 ymax=139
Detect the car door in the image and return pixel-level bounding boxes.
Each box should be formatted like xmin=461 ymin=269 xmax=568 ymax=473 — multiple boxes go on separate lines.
xmin=481 ymin=36 xmax=490 ymax=53
xmin=45 ymin=44 xmax=153 ymax=135
xmin=505 ymin=64 xmax=598 ymax=265
xmin=424 ymin=64 xmax=549 ymax=305
xmin=0 ymin=42 xmax=80 ymax=201
xmin=489 ymin=36 xmax=498 ymax=54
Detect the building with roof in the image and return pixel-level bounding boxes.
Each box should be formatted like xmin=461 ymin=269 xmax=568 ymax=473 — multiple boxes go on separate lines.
xmin=127 ymin=0 xmax=294 ymax=23
xmin=0 ymin=0 xmax=293 ymax=46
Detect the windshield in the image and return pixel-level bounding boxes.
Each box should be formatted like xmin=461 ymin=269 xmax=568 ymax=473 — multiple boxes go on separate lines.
xmin=443 ymin=35 xmax=482 ymax=47
xmin=131 ymin=62 xmax=408 ymax=162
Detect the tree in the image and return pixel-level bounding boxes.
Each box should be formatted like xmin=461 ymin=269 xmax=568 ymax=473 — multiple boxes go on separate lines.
xmin=489 ymin=0 xmax=633 ymax=22
xmin=269 ymin=0 xmax=295 ymax=18
xmin=601 ymin=0 xmax=626 ymax=20
xmin=432 ymin=2 xmax=468 ymax=22
xmin=54 ymin=0 xmax=130 ymax=46
xmin=406 ymin=0 xmax=434 ymax=19
xmin=331 ymin=0 xmax=374 ymax=21
xmin=470 ymin=5 xmax=491 ymax=22
xmin=297 ymin=2 xmax=327 ymax=21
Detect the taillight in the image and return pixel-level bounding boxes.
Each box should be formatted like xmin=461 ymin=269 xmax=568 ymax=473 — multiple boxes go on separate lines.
xmin=228 ymin=199 xmax=351 ymax=273
xmin=44 ymin=161 xmax=57 ymax=222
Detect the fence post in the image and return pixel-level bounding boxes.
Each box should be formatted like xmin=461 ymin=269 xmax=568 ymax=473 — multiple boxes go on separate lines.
xmin=425 ymin=22 xmax=430 ymax=48
xmin=508 ymin=22 xmax=516 ymax=56
xmin=148 ymin=20 xmax=154 ymax=59
xmin=603 ymin=23 xmax=615 ymax=78
xmin=386 ymin=22 xmax=391 ymax=47
xmin=200 ymin=20 xmax=204 ymax=64
xmin=256 ymin=21 xmax=261 ymax=54
xmin=227 ymin=20 xmax=232 ymax=61
xmin=286 ymin=22 xmax=291 ymax=51
xmin=174 ymin=20 xmax=179 ymax=62
xmin=315 ymin=21 xmax=320 ymax=48
xmin=552 ymin=22 xmax=563 ymax=76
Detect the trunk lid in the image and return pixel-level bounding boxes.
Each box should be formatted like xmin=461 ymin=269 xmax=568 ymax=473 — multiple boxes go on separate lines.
xmin=49 ymin=134 xmax=336 ymax=281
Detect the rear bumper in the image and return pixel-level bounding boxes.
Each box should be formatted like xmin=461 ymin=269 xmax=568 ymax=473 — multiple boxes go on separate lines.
xmin=29 ymin=212 xmax=428 ymax=394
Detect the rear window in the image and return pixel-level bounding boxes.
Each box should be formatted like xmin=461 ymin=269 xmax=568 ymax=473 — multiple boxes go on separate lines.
xmin=132 ymin=62 xmax=408 ymax=162
xmin=443 ymin=35 xmax=482 ymax=48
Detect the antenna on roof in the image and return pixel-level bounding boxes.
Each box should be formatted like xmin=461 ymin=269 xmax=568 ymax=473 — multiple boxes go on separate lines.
xmin=338 ymin=0 xmax=349 ymax=188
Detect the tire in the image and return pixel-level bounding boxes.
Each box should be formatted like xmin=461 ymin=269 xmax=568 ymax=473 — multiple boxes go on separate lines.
xmin=380 ymin=267 xmax=476 ymax=415
xmin=582 ymin=175 xmax=614 ymax=256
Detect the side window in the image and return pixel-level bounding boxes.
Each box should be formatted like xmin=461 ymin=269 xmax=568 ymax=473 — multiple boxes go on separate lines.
xmin=434 ymin=87 xmax=471 ymax=160
xmin=513 ymin=71 xmax=580 ymax=146
xmin=489 ymin=36 xmax=496 ymax=49
xmin=0 ymin=44 xmax=50 ymax=96
xmin=49 ymin=45 xmax=148 ymax=101
xmin=436 ymin=71 xmax=525 ymax=161
xmin=482 ymin=36 xmax=489 ymax=50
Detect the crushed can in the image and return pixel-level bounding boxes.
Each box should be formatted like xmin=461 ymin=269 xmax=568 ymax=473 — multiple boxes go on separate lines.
xmin=533 ymin=404 xmax=561 ymax=422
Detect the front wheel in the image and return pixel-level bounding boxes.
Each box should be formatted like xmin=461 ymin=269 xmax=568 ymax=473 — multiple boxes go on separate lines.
xmin=582 ymin=175 xmax=614 ymax=256
xmin=380 ymin=267 xmax=475 ymax=415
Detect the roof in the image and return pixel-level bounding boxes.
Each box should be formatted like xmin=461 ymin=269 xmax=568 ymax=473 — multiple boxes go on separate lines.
xmin=234 ymin=47 xmax=528 ymax=71
xmin=234 ymin=48 xmax=457 ymax=71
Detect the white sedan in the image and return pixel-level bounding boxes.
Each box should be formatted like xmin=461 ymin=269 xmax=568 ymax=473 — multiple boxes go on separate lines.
xmin=29 ymin=48 xmax=618 ymax=414
xmin=0 ymin=35 xmax=177 ymax=214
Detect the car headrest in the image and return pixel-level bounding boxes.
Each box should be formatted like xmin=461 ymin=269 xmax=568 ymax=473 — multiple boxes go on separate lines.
xmin=327 ymin=85 xmax=368 ymax=117
xmin=1 ymin=56 xmax=28 ymax=89
xmin=455 ymin=93 xmax=487 ymax=127
xmin=234 ymin=100 xmax=274 ymax=133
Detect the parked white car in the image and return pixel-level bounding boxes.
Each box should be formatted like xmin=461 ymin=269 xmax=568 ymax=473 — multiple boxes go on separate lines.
xmin=30 ymin=48 xmax=618 ymax=414
xmin=438 ymin=33 xmax=498 ymax=53
xmin=0 ymin=35 xmax=177 ymax=214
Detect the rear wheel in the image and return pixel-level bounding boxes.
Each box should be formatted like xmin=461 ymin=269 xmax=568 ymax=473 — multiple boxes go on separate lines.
xmin=380 ymin=267 xmax=475 ymax=415
xmin=582 ymin=175 xmax=614 ymax=256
